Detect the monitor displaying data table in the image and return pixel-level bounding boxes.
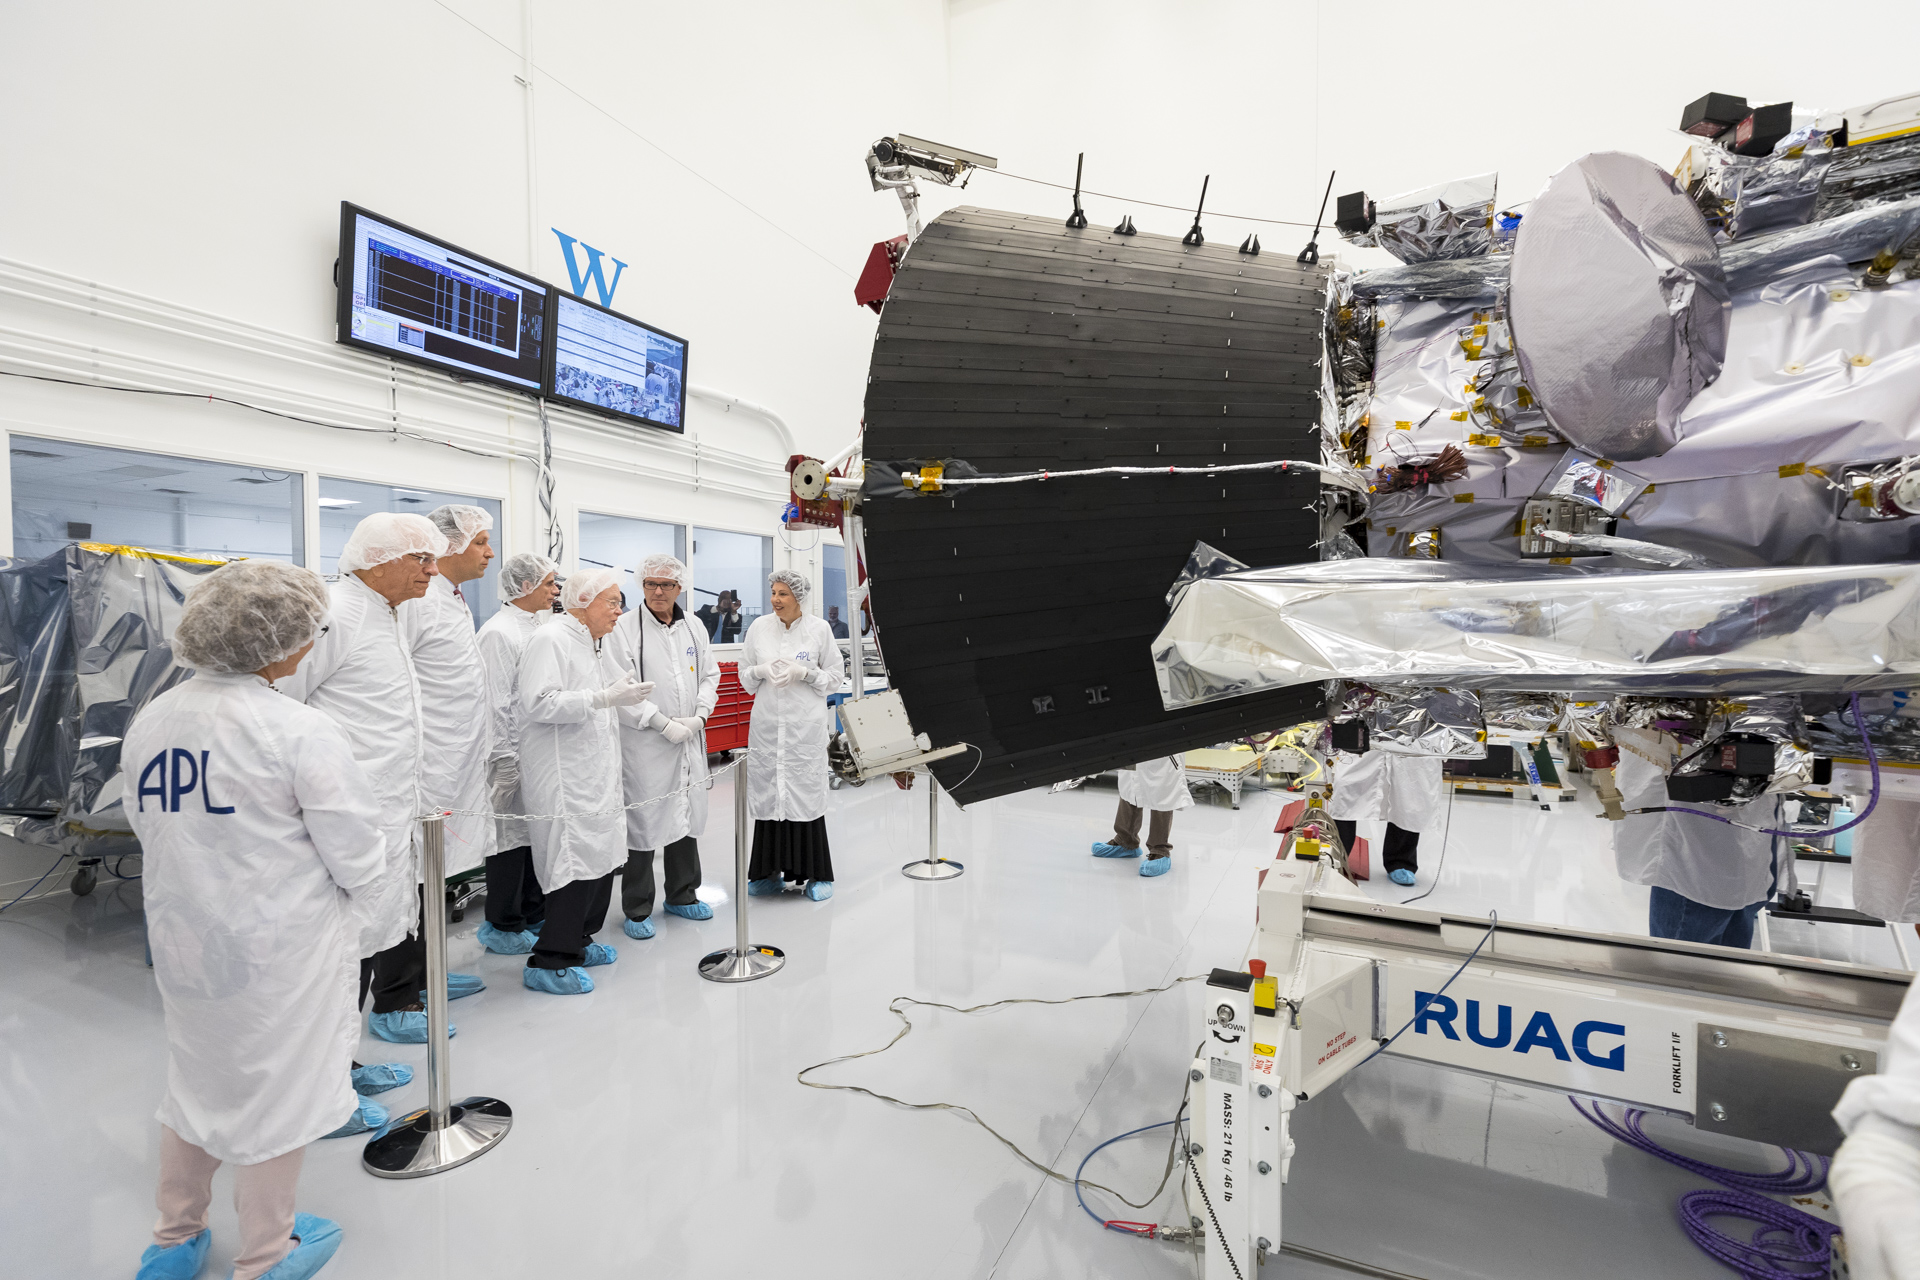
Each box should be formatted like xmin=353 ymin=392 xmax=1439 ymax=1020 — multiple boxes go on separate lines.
xmin=547 ymin=291 xmax=688 ymax=433
xmin=336 ymin=202 xmax=551 ymax=393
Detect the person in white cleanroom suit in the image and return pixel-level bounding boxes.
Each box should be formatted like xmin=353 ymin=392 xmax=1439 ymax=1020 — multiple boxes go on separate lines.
xmin=1323 ymin=747 xmax=1445 ymax=888
xmin=1611 ymin=730 xmax=1783 ymax=949
xmin=1091 ymin=757 xmax=1194 ymax=878
xmin=379 ymin=504 xmax=497 ymax=994
xmin=275 ymin=511 xmax=481 ymax=1048
xmin=1829 ymin=976 xmax=1920 ymax=1280
xmin=126 ymin=560 xmax=381 ymax=1280
xmin=740 ymin=569 xmax=847 ymax=901
xmin=1852 ymin=795 xmax=1920 ymax=932
xmin=472 ymin=552 xmax=558 ymax=954
xmin=517 ymin=566 xmax=653 ymax=993
xmin=607 ymin=553 xmax=720 ymax=939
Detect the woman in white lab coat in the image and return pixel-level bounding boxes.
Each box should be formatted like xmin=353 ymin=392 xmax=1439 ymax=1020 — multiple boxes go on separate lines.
xmin=473 ymin=552 xmax=558 ymax=953
xmin=607 ymin=553 xmax=720 ymax=938
xmin=1324 ymin=748 xmax=1445 ymax=887
xmin=126 ymin=560 xmax=382 ymax=1280
xmin=515 ymin=567 xmax=653 ymax=994
xmin=1092 ymin=757 xmax=1194 ymax=878
xmin=740 ymin=570 xmax=846 ymax=901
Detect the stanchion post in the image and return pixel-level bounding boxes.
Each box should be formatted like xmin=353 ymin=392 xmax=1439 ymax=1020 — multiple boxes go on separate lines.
xmin=901 ymin=769 xmax=964 ymax=880
xmin=363 ymin=814 xmax=512 ymax=1178
xmin=699 ymin=753 xmax=786 ymax=982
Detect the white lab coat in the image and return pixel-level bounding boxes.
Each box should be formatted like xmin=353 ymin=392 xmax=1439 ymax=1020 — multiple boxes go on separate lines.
xmin=400 ymin=575 xmax=491 ymax=877
xmin=608 ymin=604 xmax=720 ymax=851
xmin=518 ymin=614 xmax=626 ymax=892
xmin=475 ymin=603 xmax=544 ymax=853
xmin=1613 ymin=747 xmax=1782 ymax=910
xmin=1852 ymin=796 xmax=1920 ymax=924
xmin=1323 ymin=750 xmax=1445 ymax=830
xmin=274 ymin=574 xmax=424 ymax=955
xmin=1118 ymin=756 xmax=1195 ymax=812
xmin=739 ymin=613 xmax=845 ymax=822
xmin=125 ymin=672 xmax=385 ymax=1165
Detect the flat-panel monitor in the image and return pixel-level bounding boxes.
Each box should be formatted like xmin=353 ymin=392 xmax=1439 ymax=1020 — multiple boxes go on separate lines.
xmin=547 ymin=291 xmax=688 ymax=433
xmin=336 ymin=202 xmax=550 ymax=393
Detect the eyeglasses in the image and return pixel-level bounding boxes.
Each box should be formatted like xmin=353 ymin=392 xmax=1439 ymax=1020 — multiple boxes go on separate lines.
xmin=403 ymin=553 xmax=435 ymax=566
xmin=317 ymin=624 xmax=330 ymax=637
xmin=642 ymin=581 xmax=680 ymax=591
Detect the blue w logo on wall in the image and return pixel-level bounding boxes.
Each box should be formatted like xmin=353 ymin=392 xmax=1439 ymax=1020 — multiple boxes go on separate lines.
xmin=551 ymin=229 xmax=627 ymax=308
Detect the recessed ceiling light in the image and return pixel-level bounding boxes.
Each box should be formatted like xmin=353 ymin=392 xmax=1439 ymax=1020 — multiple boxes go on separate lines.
xmin=107 ymin=464 xmax=186 ymax=478
xmin=318 ymin=498 xmax=360 ymax=509
xmin=231 ymin=477 xmax=274 ymax=485
xmin=154 ymin=488 xmax=195 ymax=494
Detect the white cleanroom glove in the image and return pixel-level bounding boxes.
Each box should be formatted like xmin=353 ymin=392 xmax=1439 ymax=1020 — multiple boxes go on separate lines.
xmin=672 ymin=716 xmax=705 ymax=733
xmin=660 ymin=719 xmax=695 ymax=745
xmin=772 ymin=663 xmax=803 ymax=688
xmin=1830 ymin=1123 xmax=1920 ymax=1280
xmin=591 ymin=676 xmax=655 ymax=709
xmin=747 ymin=663 xmax=777 ymax=682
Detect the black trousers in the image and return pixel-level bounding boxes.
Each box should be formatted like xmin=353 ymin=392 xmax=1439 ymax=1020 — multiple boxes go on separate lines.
xmin=621 ymin=835 xmax=702 ymax=920
xmin=528 ymin=872 xmax=615 ymax=970
xmin=485 ymin=845 xmax=547 ymax=932
xmin=359 ymin=885 xmax=427 ymax=1015
xmin=1334 ymin=820 xmax=1420 ymax=873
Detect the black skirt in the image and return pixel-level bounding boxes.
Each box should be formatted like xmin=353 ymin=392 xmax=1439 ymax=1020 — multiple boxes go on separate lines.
xmin=748 ymin=817 xmax=833 ymax=883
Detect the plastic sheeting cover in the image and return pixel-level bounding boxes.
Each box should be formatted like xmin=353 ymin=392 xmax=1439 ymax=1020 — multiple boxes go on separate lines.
xmin=1153 ymin=556 xmax=1920 ymax=706
xmin=1509 ymin=152 xmax=1730 ymax=460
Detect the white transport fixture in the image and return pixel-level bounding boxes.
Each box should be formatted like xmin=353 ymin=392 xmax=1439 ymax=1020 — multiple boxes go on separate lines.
xmin=1185 ymin=849 xmax=1909 ymax=1277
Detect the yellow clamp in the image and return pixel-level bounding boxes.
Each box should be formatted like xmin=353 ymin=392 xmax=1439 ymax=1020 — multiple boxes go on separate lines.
xmin=903 ymin=464 xmax=945 ymax=493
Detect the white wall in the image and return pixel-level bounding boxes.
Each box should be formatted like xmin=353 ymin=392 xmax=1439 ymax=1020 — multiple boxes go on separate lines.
xmin=0 ymin=0 xmax=954 ymax=611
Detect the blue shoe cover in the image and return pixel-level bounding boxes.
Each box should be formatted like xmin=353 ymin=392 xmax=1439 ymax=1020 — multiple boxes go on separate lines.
xmin=419 ymin=972 xmax=485 ymax=1003
xmin=1389 ymin=868 xmax=1417 ymax=886
xmin=1092 ymin=841 xmax=1141 ymax=858
xmin=622 ymin=917 xmax=655 ymax=939
xmin=526 ymin=919 xmax=544 ymax=935
xmin=350 ymin=1062 xmax=412 ymax=1095
xmin=583 ymin=942 xmax=617 ymax=966
xmin=664 ymin=900 xmax=713 ymax=920
xmin=523 ymin=965 xmax=593 ymax=995
xmin=251 ymin=1213 xmax=342 ymax=1280
xmin=477 ymin=922 xmax=536 ymax=955
xmin=747 ymin=877 xmax=784 ymax=897
xmin=368 ymin=1010 xmax=455 ymax=1044
xmin=136 ymin=1227 xmax=210 ymax=1280
xmin=1139 ymin=855 xmax=1172 ymax=878
xmin=804 ymin=880 xmax=834 ymax=901
xmin=321 ymin=1095 xmax=388 ymax=1139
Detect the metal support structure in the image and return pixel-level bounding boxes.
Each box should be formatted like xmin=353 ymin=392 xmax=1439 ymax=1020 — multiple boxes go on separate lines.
xmin=364 ymin=815 xmax=512 ymax=1178
xmin=901 ymin=771 xmax=964 ymax=881
xmin=845 ymin=511 xmax=866 ymax=703
xmin=700 ymin=753 xmax=786 ymax=982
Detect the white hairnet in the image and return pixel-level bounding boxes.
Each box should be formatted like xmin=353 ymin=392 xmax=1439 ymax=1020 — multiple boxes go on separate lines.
xmin=769 ymin=568 xmax=810 ymax=603
xmin=561 ymin=566 xmax=623 ymax=611
xmin=499 ymin=552 xmax=558 ymax=602
xmin=637 ymin=553 xmax=688 ymax=586
xmin=174 ymin=561 xmax=331 ymax=676
xmin=427 ymin=503 xmax=494 ymax=554
xmin=338 ymin=512 xmax=449 ymax=573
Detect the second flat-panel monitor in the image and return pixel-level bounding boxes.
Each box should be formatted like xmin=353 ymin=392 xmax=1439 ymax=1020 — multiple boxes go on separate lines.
xmin=548 ymin=292 xmax=688 ymax=433
xmin=337 ymin=202 xmax=550 ymax=393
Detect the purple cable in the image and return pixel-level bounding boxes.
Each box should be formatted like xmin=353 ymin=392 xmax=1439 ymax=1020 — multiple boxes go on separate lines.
xmin=1667 ymin=692 xmax=1880 ymax=839
xmin=1572 ymin=1098 xmax=1835 ymax=1280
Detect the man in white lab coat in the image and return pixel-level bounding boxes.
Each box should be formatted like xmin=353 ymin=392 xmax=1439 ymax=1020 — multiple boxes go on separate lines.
xmin=1612 ymin=729 xmax=1782 ymax=948
xmin=276 ymin=510 xmax=479 ymax=1045
xmin=1830 ymin=977 xmax=1920 ymax=1280
xmin=128 ymin=560 xmax=380 ymax=1280
xmin=516 ymin=567 xmax=653 ymax=993
xmin=1092 ymin=756 xmax=1194 ymax=878
xmin=608 ymin=553 xmax=719 ymax=939
xmin=1325 ymin=748 xmax=1445 ymax=888
xmin=473 ymin=552 xmax=558 ymax=954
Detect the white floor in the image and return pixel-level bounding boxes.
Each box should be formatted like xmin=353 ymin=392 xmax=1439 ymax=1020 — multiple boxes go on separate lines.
xmin=0 ymin=770 xmax=1904 ymax=1279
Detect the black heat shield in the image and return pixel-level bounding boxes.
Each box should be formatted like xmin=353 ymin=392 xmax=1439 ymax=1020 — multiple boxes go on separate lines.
xmin=861 ymin=207 xmax=1329 ymax=805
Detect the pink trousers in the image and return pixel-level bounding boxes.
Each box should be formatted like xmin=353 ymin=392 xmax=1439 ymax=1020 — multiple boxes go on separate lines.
xmin=154 ymin=1125 xmax=303 ymax=1280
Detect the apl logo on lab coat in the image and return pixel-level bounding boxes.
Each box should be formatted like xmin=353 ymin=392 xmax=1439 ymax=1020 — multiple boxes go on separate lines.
xmin=134 ymin=749 xmax=236 ymax=814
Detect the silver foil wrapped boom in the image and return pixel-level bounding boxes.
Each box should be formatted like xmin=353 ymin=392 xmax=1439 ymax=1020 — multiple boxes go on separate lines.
xmin=1152 ymin=557 xmax=1920 ymax=707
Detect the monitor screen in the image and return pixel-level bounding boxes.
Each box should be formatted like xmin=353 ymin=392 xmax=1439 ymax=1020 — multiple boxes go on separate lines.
xmin=548 ymin=292 xmax=688 ymax=432
xmin=336 ymin=202 xmax=550 ymax=393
